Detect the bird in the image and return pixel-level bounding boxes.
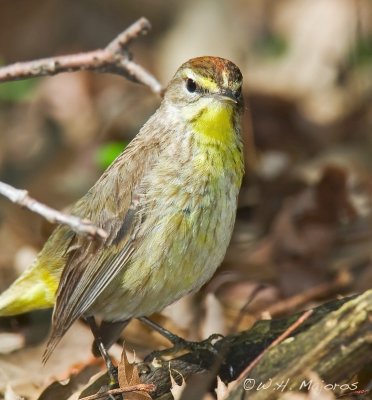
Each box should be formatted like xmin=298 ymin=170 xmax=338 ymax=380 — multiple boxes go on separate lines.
xmin=0 ymin=56 xmax=244 ymax=380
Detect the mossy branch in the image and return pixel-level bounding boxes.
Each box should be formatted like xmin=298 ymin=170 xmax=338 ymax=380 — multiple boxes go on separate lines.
xmin=81 ymin=291 xmax=371 ymax=399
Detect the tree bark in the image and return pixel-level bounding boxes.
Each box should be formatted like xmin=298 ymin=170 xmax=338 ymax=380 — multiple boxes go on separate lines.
xmin=225 ymin=290 xmax=372 ymax=399
xmin=135 ymin=291 xmax=371 ymax=399
xmin=78 ymin=291 xmax=371 ymax=399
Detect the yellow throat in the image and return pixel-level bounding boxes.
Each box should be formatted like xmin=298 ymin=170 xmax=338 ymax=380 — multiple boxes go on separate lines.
xmin=191 ymin=102 xmax=235 ymax=144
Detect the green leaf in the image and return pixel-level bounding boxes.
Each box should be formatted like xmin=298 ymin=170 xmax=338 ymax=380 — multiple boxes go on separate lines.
xmin=349 ymin=37 xmax=372 ymax=66
xmin=255 ymin=33 xmax=288 ymax=58
xmin=0 ymin=79 xmax=39 ymax=102
xmin=96 ymin=141 xmax=128 ymax=170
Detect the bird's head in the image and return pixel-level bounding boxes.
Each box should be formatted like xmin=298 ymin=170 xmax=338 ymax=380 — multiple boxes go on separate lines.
xmin=165 ymin=56 xmax=243 ymax=109
xmin=163 ymin=56 xmax=244 ymax=143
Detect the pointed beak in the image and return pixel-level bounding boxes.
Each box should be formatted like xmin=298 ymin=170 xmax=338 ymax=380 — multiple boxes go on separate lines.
xmin=214 ymin=89 xmax=238 ymax=104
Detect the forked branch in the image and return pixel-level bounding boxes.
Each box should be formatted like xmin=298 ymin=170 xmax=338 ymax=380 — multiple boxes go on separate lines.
xmin=0 ymin=17 xmax=163 ymax=95
xmin=0 ymin=17 xmax=163 ymax=238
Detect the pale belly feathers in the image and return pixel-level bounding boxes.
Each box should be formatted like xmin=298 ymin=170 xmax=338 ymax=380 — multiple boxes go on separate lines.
xmin=89 ymin=137 xmax=243 ymax=321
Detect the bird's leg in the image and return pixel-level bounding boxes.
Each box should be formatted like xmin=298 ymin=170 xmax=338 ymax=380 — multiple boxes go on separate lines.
xmin=91 ymin=319 xmax=131 ymax=358
xmin=138 ymin=316 xmax=187 ymax=344
xmin=85 ymin=316 xmax=118 ymax=388
xmin=139 ymin=317 xmax=223 ymax=361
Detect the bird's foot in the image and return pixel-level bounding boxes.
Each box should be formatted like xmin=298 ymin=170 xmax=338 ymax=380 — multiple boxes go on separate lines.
xmin=144 ymin=333 xmax=224 ymax=362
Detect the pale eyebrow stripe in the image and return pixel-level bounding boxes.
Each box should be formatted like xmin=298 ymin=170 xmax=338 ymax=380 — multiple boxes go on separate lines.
xmin=182 ymin=68 xmax=218 ymax=91
xmin=222 ymin=69 xmax=228 ymax=87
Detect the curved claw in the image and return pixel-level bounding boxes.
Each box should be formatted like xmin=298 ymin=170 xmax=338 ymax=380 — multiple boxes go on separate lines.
xmin=144 ymin=333 xmax=224 ymax=362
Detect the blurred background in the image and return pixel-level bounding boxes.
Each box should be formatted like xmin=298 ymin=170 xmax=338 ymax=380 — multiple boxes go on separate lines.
xmin=0 ymin=0 xmax=372 ymax=397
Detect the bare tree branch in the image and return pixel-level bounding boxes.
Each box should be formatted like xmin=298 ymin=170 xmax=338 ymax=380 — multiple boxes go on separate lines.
xmin=0 ymin=17 xmax=163 ymax=95
xmin=235 ymin=309 xmax=313 ymax=381
xmin=0 ymin=18 xmax=164 ymax=238
xmin=0 ymin=181 xmax=107 ymax=239
xmin=80 ymin=383 xmax=155 ymax=400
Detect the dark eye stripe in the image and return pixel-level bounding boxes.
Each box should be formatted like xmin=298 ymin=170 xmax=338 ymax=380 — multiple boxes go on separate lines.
xmin=234 ymin=86 xmax=242 ymax=98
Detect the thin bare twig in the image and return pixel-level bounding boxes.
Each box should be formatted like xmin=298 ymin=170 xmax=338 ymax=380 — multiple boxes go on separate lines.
xmin=0 ymin=181 xmax=107 ymax=239
xmin=80 ymin=383 xmax=155 ymax=400
xmin=0 ymin=17 xmax=163 ymax=95
xmin=223 ymin=311 xmax=314 ymax=400
xmin=236 ymin=309 xmax=313 ymax=381
xmin=221 ymin=309 xmax=315 ymax=399
xmin=0 ymin=18 xmax=162 ymax=238
xmin=228 ymin=283 xmax=266 ymax=334
xmin=256 ymin=270 xmax=351 ymax=318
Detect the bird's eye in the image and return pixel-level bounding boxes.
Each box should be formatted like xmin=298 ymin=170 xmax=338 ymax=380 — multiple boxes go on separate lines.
xmin=234 ymin=87 xmax=242 ymax=99
xmin=186 ymin=78 xmax=197 ymax=93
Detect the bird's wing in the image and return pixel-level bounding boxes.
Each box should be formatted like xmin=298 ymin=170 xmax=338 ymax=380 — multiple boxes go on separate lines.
xmin=44 ymin=132 xmax=162 ymax=361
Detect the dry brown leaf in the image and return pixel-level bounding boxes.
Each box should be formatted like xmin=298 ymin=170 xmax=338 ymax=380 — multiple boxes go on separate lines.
xmin=0 ymin=333 xmax=25 ymax=354
xmin=169 ymin=368 xmax=186 ymax=400
xmin=201 ymin=293 xmax=226 ymax=339
xmin=0 ymin=321 xmax=95 ymax=399
xmin=77 ymin=347 xmax=154 ymax=400
xmin=118 ymin=346 xmax=152 ymax=400
xmin=37 ymin=362 xmax=102 ymax=400
xmin=214 ymin=377 xmax=239 ymax=400
xmin=214 ymin=377 xmax=229 ymax=400
xmin=4 ymin=385 xmax=23 ymax=400
xmin=269 ymin=164 xmax=356 ymax=295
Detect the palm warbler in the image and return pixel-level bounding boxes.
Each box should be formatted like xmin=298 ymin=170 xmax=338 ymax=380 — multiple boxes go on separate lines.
xmin=0 ymin=56 xmax=244 ymax=361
